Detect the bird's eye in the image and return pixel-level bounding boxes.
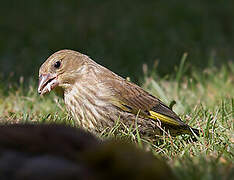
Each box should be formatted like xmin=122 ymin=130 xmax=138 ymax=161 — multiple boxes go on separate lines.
xmin=54 ymin=61 xmax=61 ymax=68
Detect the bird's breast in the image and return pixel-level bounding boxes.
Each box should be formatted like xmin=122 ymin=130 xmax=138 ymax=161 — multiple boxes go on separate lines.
xmin=64 ymin=82 xmax=116 ymax=132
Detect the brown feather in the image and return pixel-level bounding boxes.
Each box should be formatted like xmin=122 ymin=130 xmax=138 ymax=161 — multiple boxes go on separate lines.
xmin=38 ymin=49 xmax=199 ymax=137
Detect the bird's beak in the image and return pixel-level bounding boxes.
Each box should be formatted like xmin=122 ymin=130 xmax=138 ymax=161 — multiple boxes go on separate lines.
xmin=38 ymin=73 xmax=59 ymax=95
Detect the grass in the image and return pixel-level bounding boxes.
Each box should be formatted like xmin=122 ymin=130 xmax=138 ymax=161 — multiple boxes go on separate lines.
xmin=0 ymin=60 xmax=233 ymax=179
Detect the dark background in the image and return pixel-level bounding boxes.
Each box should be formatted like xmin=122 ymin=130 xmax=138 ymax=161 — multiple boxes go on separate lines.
xmin=0 ymin=0 xmax=233 ymax=82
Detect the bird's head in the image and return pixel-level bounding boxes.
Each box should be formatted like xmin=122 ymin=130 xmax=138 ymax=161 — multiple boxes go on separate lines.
xmin=38 ymin=49 xmax=87 ymax=95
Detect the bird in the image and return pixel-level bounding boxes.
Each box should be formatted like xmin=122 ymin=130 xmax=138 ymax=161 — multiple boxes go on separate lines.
xmin=0 ymin=123 xmax=176 ymax=180
xmin=38 ymin=49 xmax=199 ymax=138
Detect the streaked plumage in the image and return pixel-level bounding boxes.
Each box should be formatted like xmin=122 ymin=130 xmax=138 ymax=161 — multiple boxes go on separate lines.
xmin=38 ymin=49 xmax=199 ymax=137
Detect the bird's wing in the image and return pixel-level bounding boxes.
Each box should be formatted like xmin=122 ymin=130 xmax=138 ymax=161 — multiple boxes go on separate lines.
xmin=107 ymin=78 xmax=186 ymax=127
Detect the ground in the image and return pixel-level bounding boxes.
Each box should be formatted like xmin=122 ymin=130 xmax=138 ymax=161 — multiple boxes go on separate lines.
xmin=0 ymin=60 xmax=233 ymax=179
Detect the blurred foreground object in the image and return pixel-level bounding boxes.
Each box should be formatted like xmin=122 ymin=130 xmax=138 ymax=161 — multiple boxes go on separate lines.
xmin=38 ymin=49 xmax=199 ymax=137
xmin=0 ymin=124 xmax=175 ymax=180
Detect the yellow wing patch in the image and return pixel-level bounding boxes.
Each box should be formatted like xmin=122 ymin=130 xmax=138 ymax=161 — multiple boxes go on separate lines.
xmin=111 ymin=99 xmax=181 ymax=126
xmin=148 ymin=111 xmax=180 ymax=126
xmin=110 ymin=99 xmax=132 ymax=112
